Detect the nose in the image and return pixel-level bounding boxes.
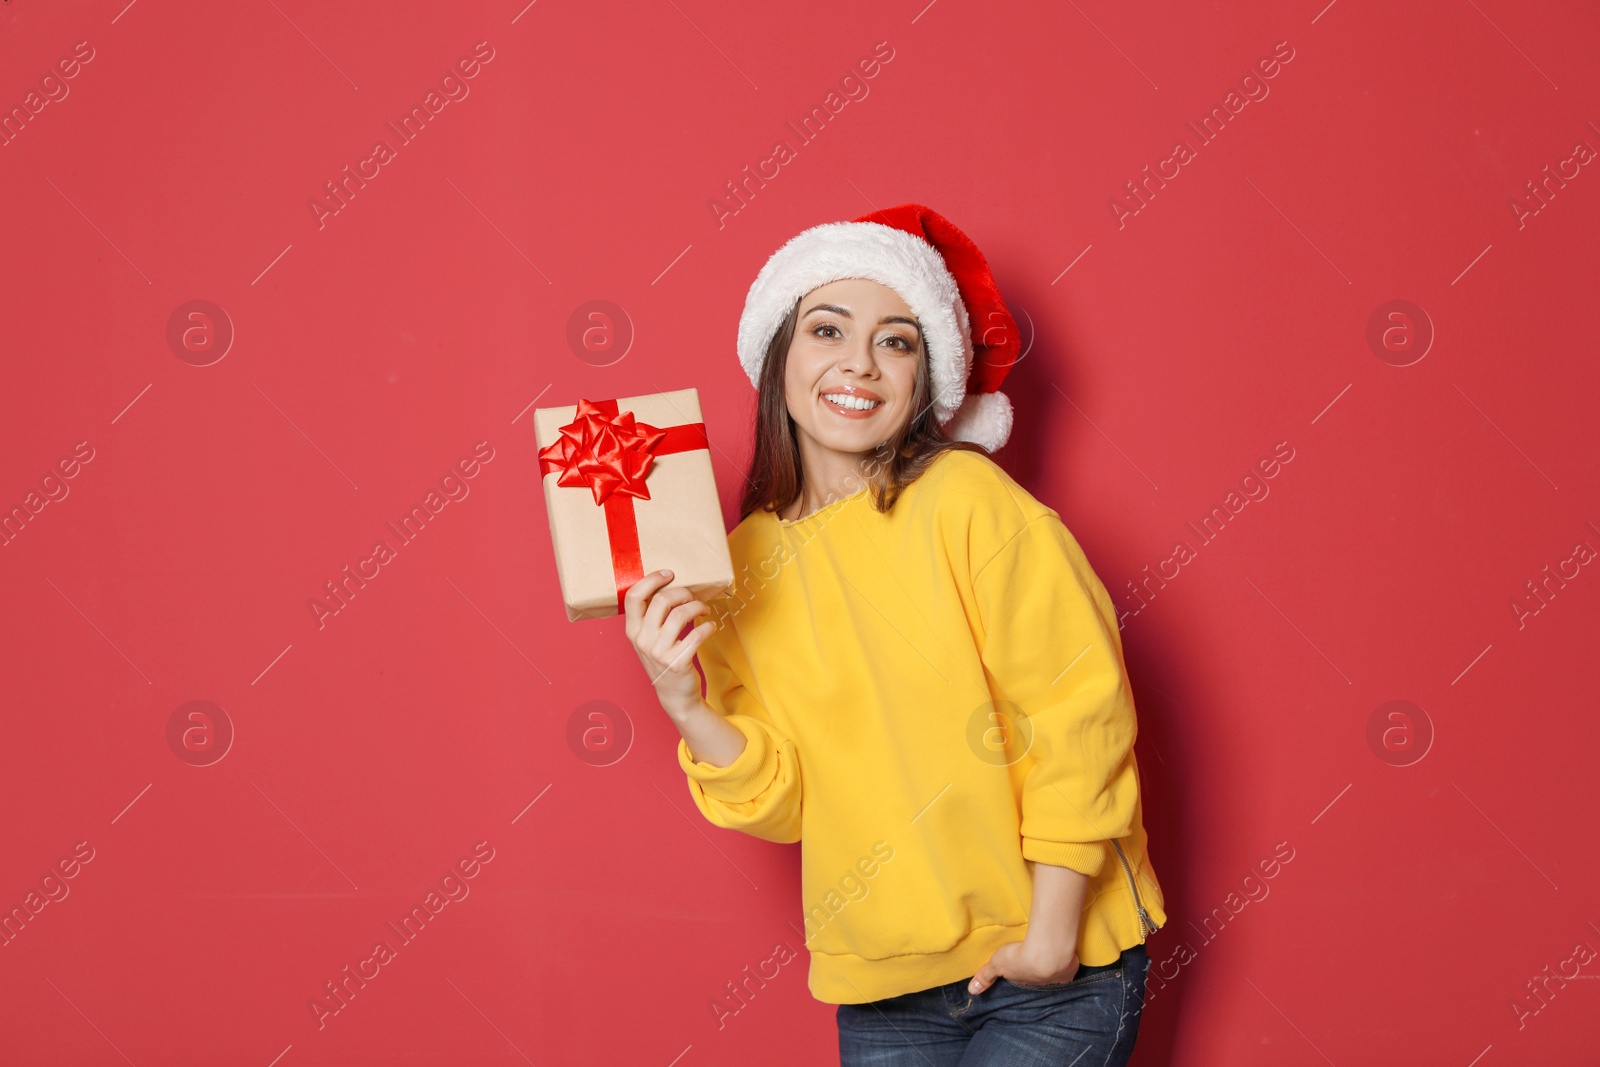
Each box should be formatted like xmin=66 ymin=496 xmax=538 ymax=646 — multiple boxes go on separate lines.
xmin=836 ymin=330 xmax=879 ymax=376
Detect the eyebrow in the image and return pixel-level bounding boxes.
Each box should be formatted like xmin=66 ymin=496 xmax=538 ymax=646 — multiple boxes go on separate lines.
xmin=801 ymin=303 xmax=921 ymax=332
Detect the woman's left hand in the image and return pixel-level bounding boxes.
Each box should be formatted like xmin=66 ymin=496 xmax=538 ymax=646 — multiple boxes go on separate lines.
xmin=968 ymin=936 xmax=1080 ymax=994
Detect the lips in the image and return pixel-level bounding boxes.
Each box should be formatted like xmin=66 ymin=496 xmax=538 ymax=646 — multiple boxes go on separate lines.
xmin=822 ymin=385 xmax=884 ymax=403
xmin=820 ymin=388 xmax=885 ymax=418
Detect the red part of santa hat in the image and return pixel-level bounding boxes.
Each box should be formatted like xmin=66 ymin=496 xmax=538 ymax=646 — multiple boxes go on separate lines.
xmin=736 ymin=203 xmax=1019 ymax=452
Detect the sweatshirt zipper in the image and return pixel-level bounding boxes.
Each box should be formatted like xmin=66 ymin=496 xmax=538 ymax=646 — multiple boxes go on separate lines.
xmin=1110 ymin=837 xmax=1160 ymax=939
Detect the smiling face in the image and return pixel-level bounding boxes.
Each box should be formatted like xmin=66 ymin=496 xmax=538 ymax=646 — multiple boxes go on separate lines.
xmin=783 ymin=277 xmax=923 ymax=462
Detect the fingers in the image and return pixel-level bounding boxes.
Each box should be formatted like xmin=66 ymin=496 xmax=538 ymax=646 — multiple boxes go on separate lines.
xmin=651 ymin=598 xmax=709 ymax=658
xmin=968 ymin=941 xmax=1021 ymax=995
xmin=650 ymin=592 xmax=712 ymax=665
xmin=641 ymin=574 xmax=696 ymax=634
xmin=623 ymin=570 xmax=674 ymax=636
xmin=652 ymin=618 xmax=717 ymax=684
xmin=625 ymin=569 xmax=694 ymax=639
xmin=645 ymin=588 xmax=698 ymax=638
xmin=625 ymin=570 xmax=718 ymax=692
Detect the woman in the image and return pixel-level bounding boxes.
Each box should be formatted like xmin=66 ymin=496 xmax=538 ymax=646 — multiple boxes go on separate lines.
xmin=625 ymin=204 xmax=1166 ymax=1066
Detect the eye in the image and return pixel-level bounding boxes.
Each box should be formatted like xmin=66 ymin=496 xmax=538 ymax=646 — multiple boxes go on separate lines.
xmin=882 ymin=334 xmax=915 ymax=351
xmin=812 ymin=323 xmax=842 ymax=339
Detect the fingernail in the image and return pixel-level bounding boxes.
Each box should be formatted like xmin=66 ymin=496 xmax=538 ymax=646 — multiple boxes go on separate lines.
xmin=660 ymin=569 xmax=672 ymax=576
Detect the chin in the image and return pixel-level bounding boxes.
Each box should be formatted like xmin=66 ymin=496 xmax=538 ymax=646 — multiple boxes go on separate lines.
xmin=832 ymin=432 xmax=900 ymax=457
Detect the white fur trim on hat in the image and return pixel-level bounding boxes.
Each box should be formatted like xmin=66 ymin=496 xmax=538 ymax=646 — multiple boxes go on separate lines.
xmin=943 ymin=389 xmax=1013 ymax=454
xmin=737 ymin=220 xmax=974 ymax=427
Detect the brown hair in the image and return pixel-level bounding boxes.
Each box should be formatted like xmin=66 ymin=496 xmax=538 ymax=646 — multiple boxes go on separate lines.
xmin=736 ymin=295 xmax=990 ymax=524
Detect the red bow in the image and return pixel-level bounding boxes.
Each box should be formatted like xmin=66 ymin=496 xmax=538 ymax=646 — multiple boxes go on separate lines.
xmin=537 ymin=398 xmax=670 ymax=506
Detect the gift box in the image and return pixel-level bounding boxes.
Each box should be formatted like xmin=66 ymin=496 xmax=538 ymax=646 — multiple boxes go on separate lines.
xmin=534 ymin=388 xmax=735 ymax=622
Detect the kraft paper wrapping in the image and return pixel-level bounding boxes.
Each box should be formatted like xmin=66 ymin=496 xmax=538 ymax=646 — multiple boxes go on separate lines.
xmin=534 ymin=388 xmax=735 ymax=622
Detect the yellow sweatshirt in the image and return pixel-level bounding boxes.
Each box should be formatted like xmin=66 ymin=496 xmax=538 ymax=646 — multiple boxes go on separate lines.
xmin=677 ymin=448 xmax=1166 ymax=1005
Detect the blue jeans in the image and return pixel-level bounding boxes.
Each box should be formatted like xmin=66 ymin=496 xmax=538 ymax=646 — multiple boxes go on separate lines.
xmin=836 ymin=944 xmax=1148 ymax=1067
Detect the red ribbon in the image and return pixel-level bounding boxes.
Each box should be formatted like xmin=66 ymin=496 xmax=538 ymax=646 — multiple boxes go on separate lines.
xmin=538 ymin=397 xmax=710 ymax=613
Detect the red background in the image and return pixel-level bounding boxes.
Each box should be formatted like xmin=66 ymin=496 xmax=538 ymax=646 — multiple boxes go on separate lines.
xmin=3 ymin=1 xmax=1598 ymax=1064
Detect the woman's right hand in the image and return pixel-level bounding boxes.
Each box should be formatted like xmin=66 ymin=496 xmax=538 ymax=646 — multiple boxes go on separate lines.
xmin=623 ymin=569 xmax=717 ymax=717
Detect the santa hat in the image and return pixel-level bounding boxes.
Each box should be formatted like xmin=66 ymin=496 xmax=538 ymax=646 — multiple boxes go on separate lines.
xmin=736 ymin=203 xmax=1019 ymax=452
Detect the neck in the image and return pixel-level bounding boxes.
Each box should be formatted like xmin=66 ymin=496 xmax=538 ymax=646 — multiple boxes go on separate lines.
xmin=786 ymin=437 xmax=877 ymax=520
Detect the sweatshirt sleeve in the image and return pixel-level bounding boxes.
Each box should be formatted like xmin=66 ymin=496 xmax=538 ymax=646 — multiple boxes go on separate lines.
xmin=677 ymin=629 xmax=803 ymax=844
xmin=971 ymin=514 xmax=1140 ymax=878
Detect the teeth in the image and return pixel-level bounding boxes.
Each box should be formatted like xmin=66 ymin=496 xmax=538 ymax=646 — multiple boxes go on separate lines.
xmin=823 ymin=393 xmax=882 ymax=411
